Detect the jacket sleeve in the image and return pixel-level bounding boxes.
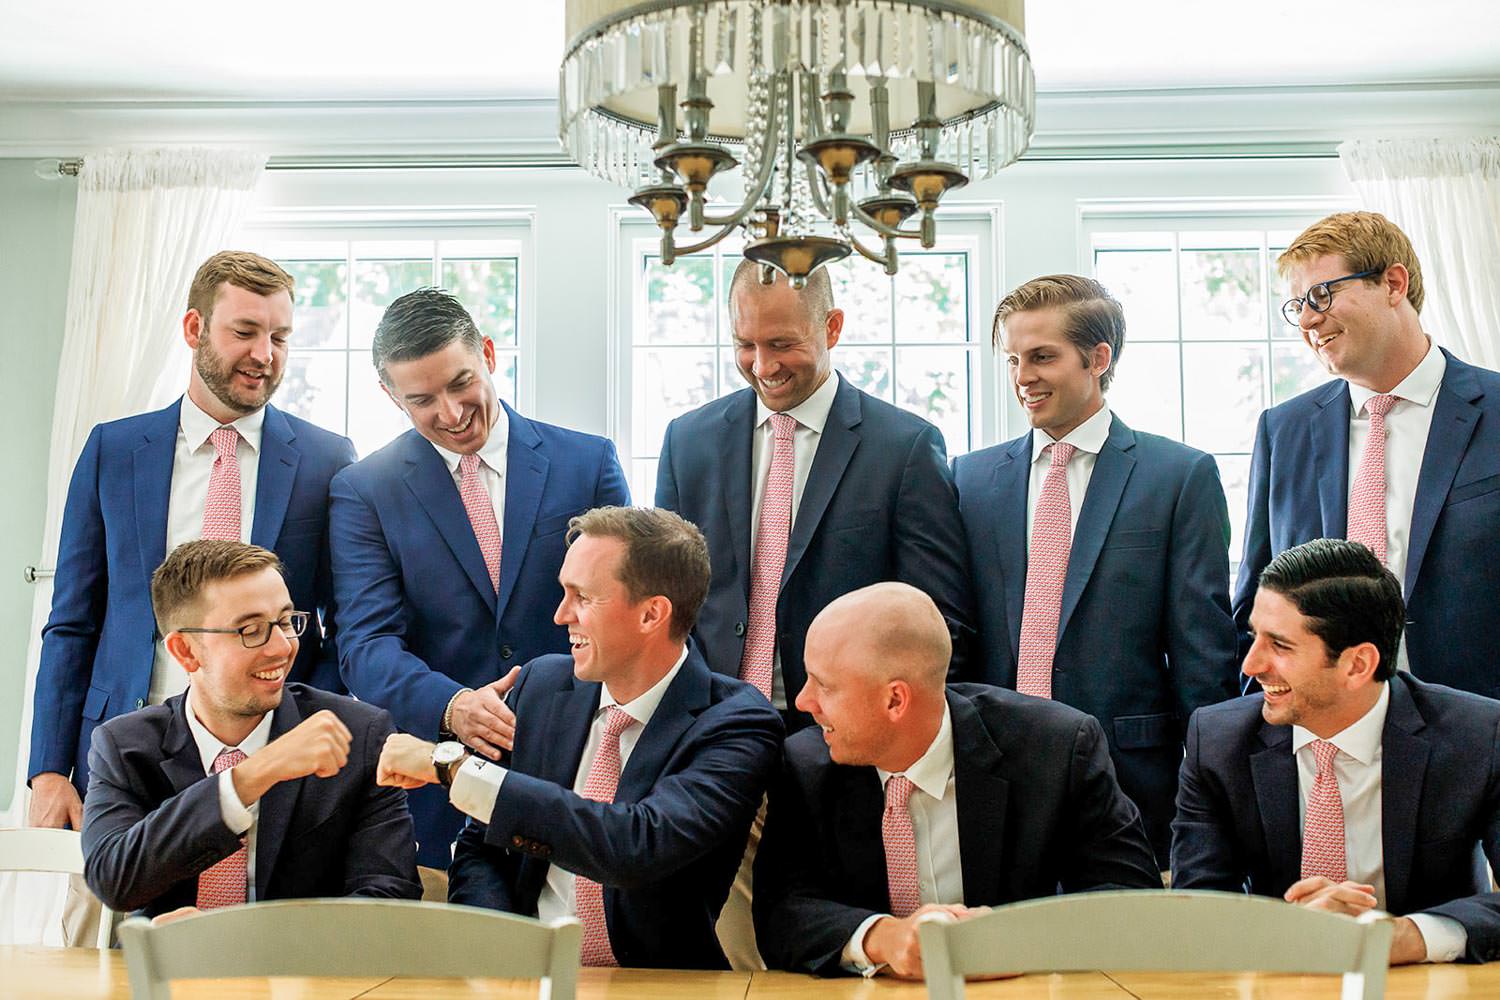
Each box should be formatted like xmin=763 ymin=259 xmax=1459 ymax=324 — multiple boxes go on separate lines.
xmin=1232 ymin=412 xmax=1275 ymax=684
xmin=1419 ymin=714 xmax=1500 ymax=963
xmin=341 ymin=708 xmax=422 ymax=899
xmin=594 ymin=437 xmax=632 ymax=509
xmin=1169 ymin=710 xmax=1250 ymax=892
xmin=309 ymin=434 xmax=359 ymax=692
xmin=1059 ymin=714 xmax=1163 ymax=892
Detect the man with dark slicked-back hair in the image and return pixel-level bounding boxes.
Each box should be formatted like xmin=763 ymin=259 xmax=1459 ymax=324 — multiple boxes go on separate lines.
xmin=330 ymin=287 xmax=629 ymax=882
xmin=1174 ymin=537 xmax=1500 ymax=966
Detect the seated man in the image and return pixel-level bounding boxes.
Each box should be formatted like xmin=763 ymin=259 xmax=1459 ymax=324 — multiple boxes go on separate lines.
xmin=1173 ymin=537 xmax=1500 ymax=965
xmin=753 ymin=582 xmax=1160 ymax=979
xmin=81 ymin=540 xmax=421 ymax=920
xmin=377 ymin=506 xmax=783 ymax=969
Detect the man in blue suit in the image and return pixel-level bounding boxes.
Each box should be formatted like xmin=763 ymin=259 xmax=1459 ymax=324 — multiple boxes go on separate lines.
xmin=331 ymin=288 xmax=629 ymax=877
xmin=1235 ymin=211 xmax=1500 ymax=698
xmin=1174 ymin=538 xmax=1500 ymax=965
xmin=29 ymin=252 xmax=356 ymax=897
xmin=83 ymin=540 xmax=420 ymax=922
xmin=953 ymin=274 xmax=1238 ymax=864
xmin=655 ymin=261 xmax=973 ymax=730
xmin=377 ymin=507 xmax=782 ymax=969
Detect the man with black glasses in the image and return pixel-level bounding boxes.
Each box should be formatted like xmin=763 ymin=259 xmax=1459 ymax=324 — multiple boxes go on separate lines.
xmin=80 ymin=540 xmax=420 ymax=923
xmin=1235 ymin=211 xmax=1500 ymax=698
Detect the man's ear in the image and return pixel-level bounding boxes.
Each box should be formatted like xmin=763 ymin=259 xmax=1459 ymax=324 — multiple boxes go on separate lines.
xmin=164 ymin=632 xmax=202 ymax=675
xmin=1337 ymin=641 xmax=1382 ymax=688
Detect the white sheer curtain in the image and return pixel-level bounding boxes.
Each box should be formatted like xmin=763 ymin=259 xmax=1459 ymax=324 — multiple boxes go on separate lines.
xmin=1339 ymin=138 xmax=1500 ymax=369
xmin=1 ymin=148 xmax=266 ymax=944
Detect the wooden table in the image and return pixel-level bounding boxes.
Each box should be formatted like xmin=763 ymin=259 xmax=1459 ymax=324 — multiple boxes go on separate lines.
xmin=5 ymin=946 xmax=1499 ymax=999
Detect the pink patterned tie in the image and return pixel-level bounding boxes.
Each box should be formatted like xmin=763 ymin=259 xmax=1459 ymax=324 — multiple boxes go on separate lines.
xmin=1301 ymin=740 xmax=1348 ymax=882
xmin=196 ymin=748 xmax=248 ymax=909
xmin=1016 ymin=442 xmax=1077 ymax=698
xmin=882 ymin=775 xmax=921 ymax=918
xmin=1347 ymin=394 xmax=1398 ymax=565
xmin=201 ymin=427 xmax=242 ymax=541
xmin=575 ymin=707 xmax=636 ymax=967
xmin=740 ymin=412 xmax=796 ymax=699
xmin=458 ymin=453 xmax=502 ymax=592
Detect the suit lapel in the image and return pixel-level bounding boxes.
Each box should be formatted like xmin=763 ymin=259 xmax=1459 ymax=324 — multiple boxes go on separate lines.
xmin=159 ymin=694 xmax=209 ymax=796
xmin=250 ymin=406 xmax=299 ymax=550
xmin=1406 ymin=351 xmax=1481 ymax=597
xmin=951 ymin=692 xmax=1008 ymax=905
xmin=616 ymin=650 xmax=711 ymax=803
xmin=498 ymin=405 xmax=548 ymax=622
xmin=719 ymin=394 xmax=755 ymax=594
xmin=835 ymin=766 xmax=888 ymax=908
xmin=1310 ymin=382 xmax=1352 ymax=538
xmin=1380 ymin=678 xmax=1428 ymax=912
xmin=783 ymin=376 xmax=861 ymax=587
xmin=401 ymin=432 xmax=497 ymax=615
xmin=991 ymin=435 xmax=1031 ymax=676
xmin=133 ymin=401 xmax=180 ymax=591
xmin=1058 ymin=417 xmax=1135 ymax=643
xmin=254 ymin=693 xmax=306 ymax=900
xmin=537 ymin=680 xmax=600 ymax=790
xmin=1250 ymin=721 xmax=1301 ymax=892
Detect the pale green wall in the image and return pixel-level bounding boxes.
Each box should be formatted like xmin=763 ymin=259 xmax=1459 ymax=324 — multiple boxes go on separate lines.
xmin=0 ymin=161 xmax=75 ymax=811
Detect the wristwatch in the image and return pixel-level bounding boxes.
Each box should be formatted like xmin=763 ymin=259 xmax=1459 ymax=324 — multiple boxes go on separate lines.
xmin=431 ymin=741 xmax=470 ymax=788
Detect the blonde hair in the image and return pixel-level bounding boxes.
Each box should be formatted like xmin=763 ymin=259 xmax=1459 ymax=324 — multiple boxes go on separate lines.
xmin=187 ymin=251 xmax=295 ymax=326
xmin=151 ymin=540 xmax=284 ymax=635
xmin=1277 ymin=211 xmax=1424 ymax=314
xmin=993 ymin=274 xmax=1125 ymax=391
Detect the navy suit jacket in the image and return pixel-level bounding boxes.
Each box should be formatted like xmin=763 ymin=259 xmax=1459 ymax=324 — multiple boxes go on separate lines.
xmin=1172 ymin=673 xmax=1500 ymax=963
xmin=655 ymin=374 xmax=975 ymax=728
xmin=753 ymin=683 xmax=1161 ymax=976
xmin=953 ymin=414 xmax=1240 ymax=861
xmin=80 ymin=683 xmax=420 ymax=918
xmin=447 ymin=648 xmax=783 ymax=969
xmin=330 ymin=402 xmax=630 ymax=867
xmin=30 ymin=399 xmax=356 ymax=796
xmin=1233 ymin=348 xmax=1500 ymax=697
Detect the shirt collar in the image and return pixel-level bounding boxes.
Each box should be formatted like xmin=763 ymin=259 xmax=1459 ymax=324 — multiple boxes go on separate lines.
xmin=184 ymin=690 xmax=275 ymax=775
xmin=1030 ymin=404 xmax=1112 ymax=466
xmin=754 ymin=369 xmax=841 ymax=435
xmin=180 ymin=393 xmax=265 ymax=454
xmin=1348 ymin=339 xmax=1445 ymax=416
xmin=431 ymin=408 xmax=511 ymax=476
xmin=877 ymin=702 xmax=954 ymax=802
xmin=1292 ymin=681 xmax=1390 ymax=766
xmin=600 ymin=644 xmax=690 ymax=728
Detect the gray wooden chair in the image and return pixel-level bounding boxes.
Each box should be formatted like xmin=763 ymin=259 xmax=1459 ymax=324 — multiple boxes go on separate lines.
xmin=0 ymin=827 xmax=113 ymax=948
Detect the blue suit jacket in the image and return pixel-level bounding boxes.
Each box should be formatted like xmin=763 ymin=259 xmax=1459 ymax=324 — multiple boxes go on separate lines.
xmin=81 ymin=683 xmax=420 ymax=918
xmin=30 ymin=399 xmax=356 ymax=795
xmin=952 ymin=414 xmax=1239 ymax=862
xmin=655 ymin=374 xmax=975 ymax=727
xmin=329 ymin=402 xmax=630 ymax=867
xmin=1172 ymin=673 xmax=1500 ymax=963
xmin=753 ymin=684 xmax=1161 ymax=976
xmin=447 ymin=648 xmax=783 ymax=969
xmin=1233 ymin=348 xmax=1500 ymax=697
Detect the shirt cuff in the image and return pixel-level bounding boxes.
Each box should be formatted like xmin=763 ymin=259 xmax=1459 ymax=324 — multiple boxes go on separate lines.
xmin=217 ymin=769 xmax=253 ymax=836
xmin=841 ymin=913 xmax=888 ymax=977
xmin=449 ymin=754 xmax=506 ymax=822
xmin=1408 ymin=913 xmax=1467 ymax=963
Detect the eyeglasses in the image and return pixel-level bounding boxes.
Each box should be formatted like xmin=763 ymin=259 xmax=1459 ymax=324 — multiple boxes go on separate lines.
xmin=1281 ymin=268 xmax=1382 ymax=326
xmin=178 ymin=611 xmax=310 ymax=649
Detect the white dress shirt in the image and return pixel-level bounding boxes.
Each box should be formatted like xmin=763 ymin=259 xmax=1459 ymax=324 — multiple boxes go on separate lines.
xmin=430 ymin=411 xmax=510 ymax=532
xmin=1292 ymin=682 xmax=1464 ymax=962
xmin=150 ymin=397 xmax=265 ymax=705
xmin=449 ymin=646 xmax=690 ymax=919
xmin=749 ymin=371 xmax=841 ymax=710
xmin=1346 ymin=341 xmax=1444 ymax=673
xmin=1025 ymin=404 xmax=1113 ymax=542
xmin=184 ymin=693 xmax=274 ymax=902
xmin=843 ymin=704 xmax=962 ymax=975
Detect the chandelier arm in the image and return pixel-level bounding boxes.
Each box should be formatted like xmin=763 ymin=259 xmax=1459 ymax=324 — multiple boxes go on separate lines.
xmin=670 ymin=222 xmax=742 ymax=257
xmin=846 ymin=231 xmax=891 ymax=266
xmin=700 ymin=74 xmax=784 ymax=229
xmin=850 ymin=200 xmax=924 ymax=241
xmin=801 ymin=160 xmax=834 ymax=218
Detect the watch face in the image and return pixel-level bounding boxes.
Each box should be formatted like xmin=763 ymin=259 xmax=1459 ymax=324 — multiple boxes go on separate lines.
xmin=433 ymin=741 xmax=466 ymax=767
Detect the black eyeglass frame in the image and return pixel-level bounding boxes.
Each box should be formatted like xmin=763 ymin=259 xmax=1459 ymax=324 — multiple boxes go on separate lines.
xmin=1281 ymin=267 xmax=1384 ymax=326
xmin=177 ymin=611 xmax=311 ymax=649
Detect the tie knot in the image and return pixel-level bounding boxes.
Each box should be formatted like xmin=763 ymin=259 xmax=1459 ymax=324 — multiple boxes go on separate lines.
xmin=459 ymin=452 xmax=482 ymax=476
xmin=213 ymin=748 xmax=246 ymax=774
xmin=1365 ymin=394 xmax=1398 ymax=417
xmin=1048 ymin=441 xmax=1077 ymax=468
xmin=1311 ymin=739 xmax=1340 ymax=772
xmin=210 ymin=426 xmax=239 ymax=458
xmin=885 ymin=774 xmax=915 ymax=811
xmin=602 ymin=706 xmax=635 ymax=741
xmin=770 ymin=412 xmax=796 ymax=440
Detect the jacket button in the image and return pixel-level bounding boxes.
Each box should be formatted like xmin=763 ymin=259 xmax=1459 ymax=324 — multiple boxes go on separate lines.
xmin=734 ymin=622 xmax=745 ymax=636
xmin=512 ymin=835 xmax=525 ymax=847
xmin=134 ymin=698 xmax=145 ymax=709
xmin=500 ymin=645 xmax=514 ymax=660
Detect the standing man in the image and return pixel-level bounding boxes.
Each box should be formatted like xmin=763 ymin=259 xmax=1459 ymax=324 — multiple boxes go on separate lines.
xmin=29 ymin=251 xmax=356 ymax=942
xmin=754 ymin=582 xmax=1160 ymax=978
xmin=331 ymin=288 xmax=629 ymax=881
xmin=1236 ymin=211 xmax=1500 ymax=697
xmin=377 ymin=507 xmax=782 ymax=969
xmin=655 ymin=261 xmax=973 ymax=729
xmin=83 ymin=540 xmax=420 ymax=920
xmin=1174 ymin=538 xmax=1500 ymax=965
xmin=953 ymin=274 xmax=1238 ymax=864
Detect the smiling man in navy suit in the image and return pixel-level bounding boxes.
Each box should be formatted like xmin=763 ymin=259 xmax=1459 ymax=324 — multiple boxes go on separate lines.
xmin=377 ymin=506 xmax=782 ymax=969
xmin=29 ymin=251 xmax=357 ymax=943
xmin=953 ymin=274 xmax=1239 ymax=864
xmin=331 ymin=288 xmax=629 ymax=882
xmin=1235 ymin=211 xmax=1500 ymax=698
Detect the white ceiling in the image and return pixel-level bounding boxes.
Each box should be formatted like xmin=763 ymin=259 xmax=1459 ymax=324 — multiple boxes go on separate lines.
xmin=3 ymin=0 xmax=1498 ymax=103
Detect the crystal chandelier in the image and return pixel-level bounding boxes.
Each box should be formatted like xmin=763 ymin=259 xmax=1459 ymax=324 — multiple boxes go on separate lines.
xmin=560 ymin=0 xmax=1034 ymax=286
